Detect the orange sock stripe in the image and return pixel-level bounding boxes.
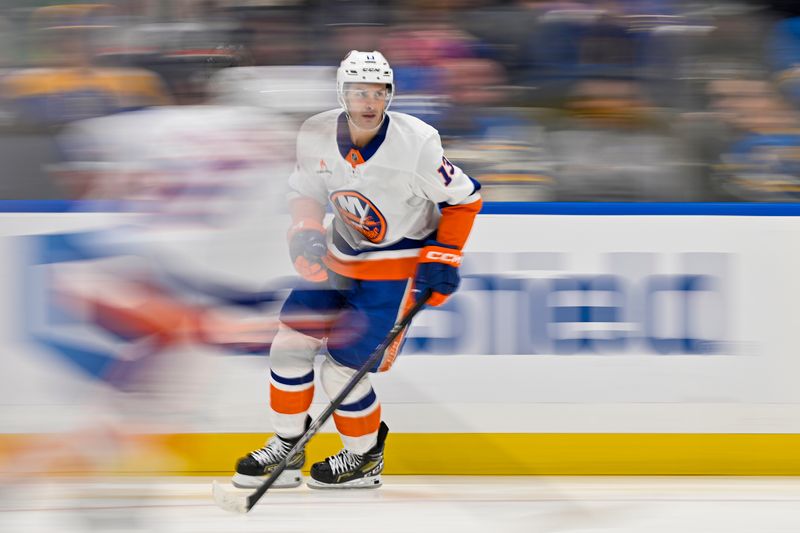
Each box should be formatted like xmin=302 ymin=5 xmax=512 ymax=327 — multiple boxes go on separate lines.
xmin=270 ymin=384 xmax=314 ymax=415
xmin=333 ymin=405 xmax=381 ymax=438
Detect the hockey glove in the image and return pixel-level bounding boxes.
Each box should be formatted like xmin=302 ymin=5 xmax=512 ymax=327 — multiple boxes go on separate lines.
xmin=413 ymin=241 xmax=462 ymax=306
xmin=288 ymin=220 xmax=328 ymax=282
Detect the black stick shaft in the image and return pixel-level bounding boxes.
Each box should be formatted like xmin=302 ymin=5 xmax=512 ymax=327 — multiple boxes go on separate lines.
xmin=245 ymin=289 xmax=431 ymax=511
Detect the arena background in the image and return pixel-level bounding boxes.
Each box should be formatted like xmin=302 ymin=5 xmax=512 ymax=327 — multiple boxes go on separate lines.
xmin=2 ymin=0 xmax=800 ymax=480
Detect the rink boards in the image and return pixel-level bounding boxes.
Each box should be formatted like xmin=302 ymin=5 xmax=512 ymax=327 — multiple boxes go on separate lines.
xmin=1 ymin=202 xmax=800 ymax=474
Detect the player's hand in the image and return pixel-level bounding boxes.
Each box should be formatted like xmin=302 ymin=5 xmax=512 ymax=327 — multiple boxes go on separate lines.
xmin=288 ymin=221 xmax=328 ymax=282
xmin=413 ymin=241 xmax=461 ymax=306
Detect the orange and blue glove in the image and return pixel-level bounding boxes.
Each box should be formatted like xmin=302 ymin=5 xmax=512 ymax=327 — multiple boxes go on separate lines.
xmin=413 ymin=241 xmax=462 ymax=306
xmin=288 ymin=220 xmax=328 ymax=282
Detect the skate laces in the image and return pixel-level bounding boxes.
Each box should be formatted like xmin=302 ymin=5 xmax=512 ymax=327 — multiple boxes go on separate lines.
xmin=327 ymin=449 xmax=363 ymax=475
xmin=250 ymin=436 xmax=291 ymax=466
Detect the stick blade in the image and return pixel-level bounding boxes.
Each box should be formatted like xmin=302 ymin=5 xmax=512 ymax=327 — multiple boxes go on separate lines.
xmin=212 ymin=480 xmax=250 ymax=514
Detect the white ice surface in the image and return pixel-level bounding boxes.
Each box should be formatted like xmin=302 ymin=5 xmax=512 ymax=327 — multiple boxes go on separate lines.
xmin=2 ymin=476 xmax=800 ymax=532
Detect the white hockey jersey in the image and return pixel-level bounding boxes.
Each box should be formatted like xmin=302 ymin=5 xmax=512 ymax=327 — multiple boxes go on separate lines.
xmin=288 ymin=109 xmax=482 ymax=280
xmin=55 ymin=105 xmax=297 ymax=285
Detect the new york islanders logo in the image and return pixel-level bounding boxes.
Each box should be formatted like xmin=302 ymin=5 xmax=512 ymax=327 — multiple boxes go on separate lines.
xmin=330 ymin=191 xmax=387 ymax=243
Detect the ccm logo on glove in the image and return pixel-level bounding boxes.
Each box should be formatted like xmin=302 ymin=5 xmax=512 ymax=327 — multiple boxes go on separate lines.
xmin=414 ymin=243 xmax=463 ymax=306
xmin=423 ymin=250 xmax=462 ymax=265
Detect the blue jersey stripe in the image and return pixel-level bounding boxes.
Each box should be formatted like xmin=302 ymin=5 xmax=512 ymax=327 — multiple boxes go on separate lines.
xmin=468 ymin=176 xmax=482 ymax=194
xmin=331 ymin=226 xmax=435 ymax=256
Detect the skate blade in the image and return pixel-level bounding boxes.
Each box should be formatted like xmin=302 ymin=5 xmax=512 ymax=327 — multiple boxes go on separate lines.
xmin=231 ymin=470 xmax=302 ymax=489
xmin=306 ymin=475 xmax=382 ymax=490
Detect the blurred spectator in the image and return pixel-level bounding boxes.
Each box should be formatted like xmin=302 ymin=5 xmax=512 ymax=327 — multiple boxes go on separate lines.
xmin=226 ymin=5 xmax=313 ymax=67
xmin=454 ymin=1 xmax=541 ymax=86
xmin=1 ymin=4 xmax=170 ymax=130
xmin=307 ymin=0 xmax=392 ymax=66
xmin=438 ymin=57 xmax=555 ymax=201
xmin=768 ymin=15 xmax=800 ymax=76
xmin=521 ymin=8 xmax=640 ymax=84
xmin=0 ymin=14 xmax=12 ymax=68
xmin=707 ymin=78 xmax=800 ymax=201
xmin=376 ymin=13 xmax=489 ymax=122
xmin=378 ymin=27 xmax=450 ymax=124
xmin=546 ymin=76 xmax=701 ymax=200
xmin=0 ymin=0 xmax=796 ymax=202
xmin=438 ymin=57 xmax=511 ymax=134
xmin=381 ymin=28 xmax=447 ymax=92
xmin=93 ymin=15 xmax=247 ymax=103
xmin=768 ymin=13 xmax=800 ymax=107
xmin=143 ymin=23 xmax=243 ymax=104
xmin=0 ymin=3 xmax=172 ymax=200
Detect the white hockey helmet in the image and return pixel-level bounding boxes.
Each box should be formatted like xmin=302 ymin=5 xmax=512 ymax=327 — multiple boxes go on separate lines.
xmin=336 ymin=50 xmax=394 ymax=112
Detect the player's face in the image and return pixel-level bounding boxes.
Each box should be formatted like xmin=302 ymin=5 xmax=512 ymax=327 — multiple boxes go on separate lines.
xmin=343 ymin=83 xmax=389 ymax=130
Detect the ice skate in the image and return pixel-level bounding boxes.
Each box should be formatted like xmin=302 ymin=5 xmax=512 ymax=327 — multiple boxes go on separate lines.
xmin=231 ymin=416 xmax=310 ymax=488
xmin=307 ymin=421 xmax=388 ymax=489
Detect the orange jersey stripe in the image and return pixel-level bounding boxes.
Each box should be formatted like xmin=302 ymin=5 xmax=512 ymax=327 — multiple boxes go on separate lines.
xmin=437 ymin=198 xmax=483 ymax=249
xmin=324 ymin=254 xmax=418 ymax=280
xmin=270 ymin=383 xmax=314 ymax=415
xmin=333 ymin=405 xmax=382 ymax=438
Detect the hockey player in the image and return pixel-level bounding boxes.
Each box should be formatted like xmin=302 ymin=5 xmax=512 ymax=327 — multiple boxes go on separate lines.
xmin=232 ymin=50 xmax=482 ymax=489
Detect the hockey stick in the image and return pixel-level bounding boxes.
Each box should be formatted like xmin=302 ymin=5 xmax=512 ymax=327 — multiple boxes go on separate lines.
xmin=212 ymin=288 xmax=432 ymax=514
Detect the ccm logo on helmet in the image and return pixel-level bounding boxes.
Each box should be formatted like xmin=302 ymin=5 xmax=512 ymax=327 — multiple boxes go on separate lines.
xmin=425 ymin=250 xmax=462 ymax=265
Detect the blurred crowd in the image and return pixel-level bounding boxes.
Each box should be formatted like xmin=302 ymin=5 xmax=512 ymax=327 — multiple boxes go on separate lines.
xmin=2 ymin=0 xmax=800 ymax=202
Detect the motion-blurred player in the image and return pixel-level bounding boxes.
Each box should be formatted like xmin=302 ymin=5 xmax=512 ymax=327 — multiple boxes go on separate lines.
xmin=232 ymin=50 xmax=482 ymax=489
